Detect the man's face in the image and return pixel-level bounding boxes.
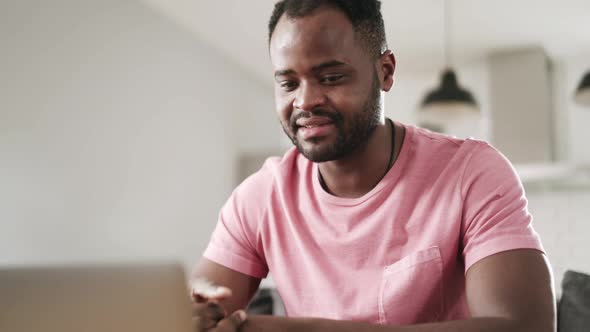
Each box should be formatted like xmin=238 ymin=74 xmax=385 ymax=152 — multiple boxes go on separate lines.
xmin=269 ymin=7 xmax=383 ymax=162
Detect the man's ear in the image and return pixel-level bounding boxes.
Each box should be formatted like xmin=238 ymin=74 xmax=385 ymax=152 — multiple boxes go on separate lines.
xmin=378 ymin=50 xmax=396 ymax=92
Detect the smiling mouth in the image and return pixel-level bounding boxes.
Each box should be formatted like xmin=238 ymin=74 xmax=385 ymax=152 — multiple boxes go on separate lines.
xmin=297 ymin=123 xmax=336 ymax=140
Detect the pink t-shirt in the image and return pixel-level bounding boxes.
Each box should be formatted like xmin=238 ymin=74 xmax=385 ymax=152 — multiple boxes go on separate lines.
xmin=203 ymin=123 xmax=544 ymax=325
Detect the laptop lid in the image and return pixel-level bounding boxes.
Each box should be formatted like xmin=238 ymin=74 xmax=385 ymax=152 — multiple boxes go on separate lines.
xmin=0 ymin=262 xmax=194 ymax=332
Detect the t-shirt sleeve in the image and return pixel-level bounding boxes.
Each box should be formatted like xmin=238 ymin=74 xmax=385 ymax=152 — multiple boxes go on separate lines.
xmin=461 ymin=141 xmax=544 ymax=272
xmin=202 ymin=166 xmax=272 ymax=279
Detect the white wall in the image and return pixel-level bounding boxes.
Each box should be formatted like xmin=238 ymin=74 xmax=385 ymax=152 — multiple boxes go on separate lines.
xmin=527 ymin=188 xmax=590 ymax=292
xmin=562 ymin=55 xmax=590 ymax=164
xmin=532 ymin=193 xmax=590 ymax=292
xmin=0 ymin=0 xmax=274 ymax=269
xmin=386 ymin=60 xmax=490 ymax=140
xmin=528 ymin=54 xmax=590 ymax=290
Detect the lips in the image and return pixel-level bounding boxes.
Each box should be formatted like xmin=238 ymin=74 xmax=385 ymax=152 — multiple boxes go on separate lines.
xmin=296 ymin=116 xmax=334 ymax=128
xmin=295 ymin=116 xmax=336 ymax=140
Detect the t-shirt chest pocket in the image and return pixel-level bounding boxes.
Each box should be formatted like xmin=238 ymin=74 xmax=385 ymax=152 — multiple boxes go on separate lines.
xmin=378 ymin=246 xmax=444 ymax=326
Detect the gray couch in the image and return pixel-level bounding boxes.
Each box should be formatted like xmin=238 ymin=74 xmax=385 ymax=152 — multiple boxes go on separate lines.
xmin=558 ymin=270 xmax=590 ymax=332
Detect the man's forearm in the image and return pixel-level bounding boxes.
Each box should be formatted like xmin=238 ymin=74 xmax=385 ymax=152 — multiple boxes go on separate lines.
xmin=239 ymin=315 xmax=550 ymax=332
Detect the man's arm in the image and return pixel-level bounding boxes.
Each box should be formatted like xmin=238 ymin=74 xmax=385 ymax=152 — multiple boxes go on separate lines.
xmin=239 ymin=249 xmax=556 ymax=332
xmin=192 ymin=258 xmax=262 ymax=314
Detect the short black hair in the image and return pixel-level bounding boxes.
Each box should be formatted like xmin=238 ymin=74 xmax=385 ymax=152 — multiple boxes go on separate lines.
xmin=268 ymin=0 xmax=387 ymax=58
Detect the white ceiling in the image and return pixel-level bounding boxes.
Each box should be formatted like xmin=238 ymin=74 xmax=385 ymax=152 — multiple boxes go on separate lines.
xmin=142 ymin=0 xmax=590 ymax=85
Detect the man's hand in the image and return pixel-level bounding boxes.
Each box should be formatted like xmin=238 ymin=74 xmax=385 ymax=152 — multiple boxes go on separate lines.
xmin=191 ymin=278 xmax=247 ymax=332
xmin=192 ymin=302 xmax=247 ymax=332
xmin=192 ymin=302 xmax=225 ymax=330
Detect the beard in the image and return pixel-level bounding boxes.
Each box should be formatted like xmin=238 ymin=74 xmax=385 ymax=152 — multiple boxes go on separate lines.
xmin=282 ymin=72 xmax=382 ymax=162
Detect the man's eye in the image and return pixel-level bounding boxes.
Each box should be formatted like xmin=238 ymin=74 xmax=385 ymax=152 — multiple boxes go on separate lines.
xmin=320 ymin=74 xmax=344 ymax=84
xmin=279 ymin=81 xmax=298 ymax=91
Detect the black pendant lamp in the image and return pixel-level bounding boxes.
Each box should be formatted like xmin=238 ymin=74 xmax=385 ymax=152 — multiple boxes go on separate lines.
xmin=420 ymin=0 xmax=478 ymax=113
xmin=422 ymin=69 xmax=478 ymax=108
xmin=574 ymin=70 xmax=590 ymax=107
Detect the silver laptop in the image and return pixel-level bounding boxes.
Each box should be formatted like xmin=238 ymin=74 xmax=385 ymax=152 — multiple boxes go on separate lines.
xmin=0 ymin=263 xmax=194 ymax=332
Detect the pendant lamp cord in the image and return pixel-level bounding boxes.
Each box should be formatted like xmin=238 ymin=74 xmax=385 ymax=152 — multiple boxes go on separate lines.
xmin=444 ymin=0 xmax=451 ymax=69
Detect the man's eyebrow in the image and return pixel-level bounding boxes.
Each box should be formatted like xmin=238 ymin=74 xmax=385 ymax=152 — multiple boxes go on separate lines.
xmin=274 ymin=69 xmax=295 ymax=78
xmin=311 ymin=60 xmax=347 ymax=72
xmin=274 ymin=60 xmax=348 ymax=78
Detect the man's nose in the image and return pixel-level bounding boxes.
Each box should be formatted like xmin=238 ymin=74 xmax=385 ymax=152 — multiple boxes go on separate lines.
xmin=293 ymin=82 xmax=326 ymax=111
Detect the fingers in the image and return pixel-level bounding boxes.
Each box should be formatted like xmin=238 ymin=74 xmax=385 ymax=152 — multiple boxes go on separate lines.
xmin=192 ymin=302 xmax=226 ymax=330
xmin=214 ymin=310 xmax=247 ymax=332
xmin=190 ymin=278 xmax=238 ymax=332
xmin=193 ymin=302 xmax=226 ymax=321
xmin=191 ymin=278 xmax=233 ymax=303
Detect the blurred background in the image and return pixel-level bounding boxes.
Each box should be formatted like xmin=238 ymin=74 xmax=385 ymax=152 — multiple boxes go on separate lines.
xmin=1 ymin=0 xmax=589 ymax=292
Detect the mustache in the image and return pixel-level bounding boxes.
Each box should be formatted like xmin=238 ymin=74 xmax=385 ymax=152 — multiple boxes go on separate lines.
xmin=290 ymin=109 xmax=343 ymax=130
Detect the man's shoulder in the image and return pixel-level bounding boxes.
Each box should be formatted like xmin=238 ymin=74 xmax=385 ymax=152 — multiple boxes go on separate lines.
xmin=407 ymin=125 xmax=520 ymax=191
xmin=235 ymin=147 xmax=306 ymax=196
xmin=401 ymin=124 xmax=516 ymax=189
xmin=407 ymin=124 xmax=490 ymax=162
xmin=410 ymin=124 xmax=480 ymax=149
xmin=253 ymin=146 xmax=303 ymax=178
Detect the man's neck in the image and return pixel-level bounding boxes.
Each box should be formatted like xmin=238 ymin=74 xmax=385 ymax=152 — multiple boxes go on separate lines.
xmin=318 ymin=119 xmax=404 ymax=198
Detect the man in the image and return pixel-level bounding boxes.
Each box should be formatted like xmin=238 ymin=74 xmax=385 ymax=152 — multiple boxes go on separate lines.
xmin=191 ymin=1 xmax=556 ymax=331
